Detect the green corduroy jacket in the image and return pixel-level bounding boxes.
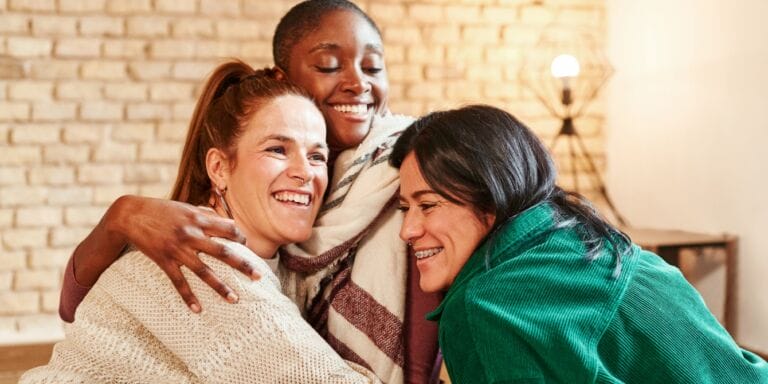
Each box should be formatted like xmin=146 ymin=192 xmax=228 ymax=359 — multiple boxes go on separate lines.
xmin=428 ymin=203 xmax=768 ymax=384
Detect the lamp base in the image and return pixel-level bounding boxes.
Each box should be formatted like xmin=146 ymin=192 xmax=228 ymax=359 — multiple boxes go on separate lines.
xmin=551 ymin=119 xmax=628 ymax=227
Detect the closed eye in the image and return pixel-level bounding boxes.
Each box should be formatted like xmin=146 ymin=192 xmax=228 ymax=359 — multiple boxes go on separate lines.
xmin=418 ymin=202 xmax=440 ymax=213
xmin=419 ymin=203 xmax=437 ymax=211
xmin=315 ymin=66 xmax=339 ymax=73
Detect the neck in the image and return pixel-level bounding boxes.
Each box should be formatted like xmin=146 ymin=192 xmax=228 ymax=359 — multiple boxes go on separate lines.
xmin=210 ymin=203 xmax=278 ymax=259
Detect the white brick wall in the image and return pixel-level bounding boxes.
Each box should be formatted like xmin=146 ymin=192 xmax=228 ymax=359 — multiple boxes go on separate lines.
xmin=0 ymin=0 xmax=608 ymax=344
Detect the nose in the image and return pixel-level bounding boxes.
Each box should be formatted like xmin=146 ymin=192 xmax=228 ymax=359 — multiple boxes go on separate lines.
xmin=341 ymin=67 xmax=371 ymax=95
xmin=399 ymin=208 xmax=424 ymax=245
xmin=287 ymin=153 xmax=313 ymax=186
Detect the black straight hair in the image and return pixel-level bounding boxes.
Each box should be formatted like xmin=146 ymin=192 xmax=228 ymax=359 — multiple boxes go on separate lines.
xmin=390 ymin=105 xmax=630 ymax=275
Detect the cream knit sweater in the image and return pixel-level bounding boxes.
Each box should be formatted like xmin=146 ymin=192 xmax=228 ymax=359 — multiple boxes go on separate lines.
xmin=21 ymin=239 xmax=379 ymax=384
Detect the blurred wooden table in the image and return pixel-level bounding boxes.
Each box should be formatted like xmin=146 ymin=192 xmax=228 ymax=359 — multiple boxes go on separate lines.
xmin=622 ymin=227 xmax=738 ymax=337
xmin=0 ymin=343 xmax=53 ymax=383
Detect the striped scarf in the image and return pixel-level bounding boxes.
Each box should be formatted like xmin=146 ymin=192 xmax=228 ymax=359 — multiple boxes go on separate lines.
xmin=279 ymin=113 xmax=415 ymax=384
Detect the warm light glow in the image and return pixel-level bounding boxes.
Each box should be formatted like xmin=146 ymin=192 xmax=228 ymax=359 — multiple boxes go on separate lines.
xmin=550 ymin=54 xmax=580 ymax=78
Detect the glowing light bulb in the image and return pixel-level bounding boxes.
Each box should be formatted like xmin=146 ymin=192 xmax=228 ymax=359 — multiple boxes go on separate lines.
xmin=550 ymin=54 xmax=580 ymax=78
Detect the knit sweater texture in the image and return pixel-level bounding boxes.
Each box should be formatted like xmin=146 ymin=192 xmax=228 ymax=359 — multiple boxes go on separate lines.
xmin=21 ymin=239 xmax=378 ymax=384
xmin=427 ymin=203 xmax=768 ymax=384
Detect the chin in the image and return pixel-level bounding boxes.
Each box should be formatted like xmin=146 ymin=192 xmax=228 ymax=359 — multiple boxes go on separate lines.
xmin=282 ymin=229 xmax=313 ymax=244
xmin=418 ymin=279 xmax=443 ymax=293
xmin=329 ymin=126 xmax=370 ymax=149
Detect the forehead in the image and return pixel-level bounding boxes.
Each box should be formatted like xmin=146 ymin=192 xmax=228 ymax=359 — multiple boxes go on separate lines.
xmin=294 ymin=10 xmax=383 ymax=55
xmin=243 ymin=95 xmax=326 ymax=143
xmin=399 ymin=154 xmax=431 ymax=196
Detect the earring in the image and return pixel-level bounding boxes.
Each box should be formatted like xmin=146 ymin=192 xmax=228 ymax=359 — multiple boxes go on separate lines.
xmin=214 ymin=186 xmax=233 ymax=219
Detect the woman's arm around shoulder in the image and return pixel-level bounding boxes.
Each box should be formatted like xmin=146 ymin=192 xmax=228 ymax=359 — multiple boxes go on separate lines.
xmin=59 ymin=195 xmax=258 ymax=322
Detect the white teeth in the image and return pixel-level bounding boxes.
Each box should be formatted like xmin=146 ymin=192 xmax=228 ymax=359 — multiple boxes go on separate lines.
xmin=273 ymin=192 xmax=310 ymax=206
xmin=333 ymin=104 xmax=368 ymax=115
xmin=414 ymin=247 xmax=443 ymax=260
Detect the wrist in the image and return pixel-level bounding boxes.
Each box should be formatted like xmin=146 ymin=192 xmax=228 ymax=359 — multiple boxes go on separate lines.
xmin=72 ymin=195 xmax=134 ymax=286
xmin=105 ymin=195 xmax=135 ymax=243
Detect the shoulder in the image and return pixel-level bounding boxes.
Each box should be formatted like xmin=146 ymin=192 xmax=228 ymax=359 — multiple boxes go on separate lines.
xmin=373 ymin=113 xmax=415 ymax=133
xmin=457 ymin=233 xmax=637 ymax=381
xmin=104 ymin=239 xmax=281 ymax=302
xmin=209 ymin=238 xmax=279 ymax=285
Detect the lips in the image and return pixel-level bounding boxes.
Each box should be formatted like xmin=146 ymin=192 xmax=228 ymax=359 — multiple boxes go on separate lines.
xmin=272 ymin=191 xmax=311 ymax=206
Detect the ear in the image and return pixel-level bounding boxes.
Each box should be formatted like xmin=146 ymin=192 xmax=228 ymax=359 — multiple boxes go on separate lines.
xmin=273 ymin=66 xmax=287 ymax=81
xmin=206 ymin=147 xmax=231 ymax=190
xmin=482 ymin=212 xmax=496 ymax=230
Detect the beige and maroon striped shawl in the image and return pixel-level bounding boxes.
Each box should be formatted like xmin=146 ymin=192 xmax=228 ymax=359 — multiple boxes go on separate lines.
xmin=279 ymin=113 xmax=415 ymax=384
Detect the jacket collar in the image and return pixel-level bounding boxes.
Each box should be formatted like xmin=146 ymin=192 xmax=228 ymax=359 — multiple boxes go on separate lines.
xmin=426 ymin=202 xmax=556 ymax=321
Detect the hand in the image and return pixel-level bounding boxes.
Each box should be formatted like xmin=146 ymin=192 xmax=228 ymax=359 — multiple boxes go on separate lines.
xmin=70 ymin=195 xmax=260 ymax=313
xmin=116 ymin=196 xmax=262 ymax=312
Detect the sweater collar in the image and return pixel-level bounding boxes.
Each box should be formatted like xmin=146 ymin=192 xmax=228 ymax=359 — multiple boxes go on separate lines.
xmin=426 ymin=202 xmax=556 ymax=321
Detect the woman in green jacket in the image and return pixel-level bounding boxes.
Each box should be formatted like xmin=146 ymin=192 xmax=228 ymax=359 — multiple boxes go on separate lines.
xmin=390 ymin=104 xmax=768 ymax=384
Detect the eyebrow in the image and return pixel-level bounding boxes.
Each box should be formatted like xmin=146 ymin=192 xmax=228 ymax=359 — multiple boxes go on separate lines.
xmin=308 ymin=42 xmax=384 ymax=55
xmin=399 ymin=189 xmax=439 ymax=200
xmin=259 ymin=134 xmax=328 ymax=150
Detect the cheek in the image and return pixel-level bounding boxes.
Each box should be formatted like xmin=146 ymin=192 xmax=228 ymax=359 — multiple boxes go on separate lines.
xmin=315 ymin=170 xmax=328 ymax=194
xmin=245 ymin=160 xmax=281 ymax=188
xmin=445 ymin=222 xmax=485 ymax=266
xmin=295 ymin=75 xmax=333 ymax=101
xmin=375 ymin=78 xmax=389 ymax=97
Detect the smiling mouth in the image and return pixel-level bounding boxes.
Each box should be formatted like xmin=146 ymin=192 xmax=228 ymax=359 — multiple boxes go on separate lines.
xmin=332 ymin=104 xmax=370 ymax=116
xmin=414 ymin=247 xmax=443 ymax=260
xmin=273 ymin=191 xmax=311 ymax=206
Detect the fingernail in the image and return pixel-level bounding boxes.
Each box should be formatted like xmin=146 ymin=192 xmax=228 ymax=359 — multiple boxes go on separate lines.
xmin=190 ymin=303 xmax=201 ymax=313
xmin=251 ymin=271 xmax=260 ymax=280
xmin=226 ymin=292 xmax=239 ymax=303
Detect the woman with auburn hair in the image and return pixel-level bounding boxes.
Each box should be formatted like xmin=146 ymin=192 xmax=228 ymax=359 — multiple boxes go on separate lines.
xmin=21 ymin=60 xmax=378 ymax=383
xmin=391 ymin=104 xmax=768 ymax=384
xmin=59 ymin=1 xmax=439 ymax=383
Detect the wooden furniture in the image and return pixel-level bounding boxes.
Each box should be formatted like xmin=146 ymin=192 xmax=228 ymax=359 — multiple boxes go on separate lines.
xmin=0 ymin=343 xmax=54 ymax=384
xmin=622 ymin=227 xmax=738 ymax=337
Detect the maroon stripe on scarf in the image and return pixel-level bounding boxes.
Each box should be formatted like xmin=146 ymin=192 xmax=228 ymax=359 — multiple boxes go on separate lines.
xmin=281 ymin=193 xmax=399 ymax=274
xmin=327 ymin=332 xmax=373 ymax=372
xmin=307 ymin=265 xmax=353 ymax=337
xmin=330 ymin=278 xmax=405 ymax=367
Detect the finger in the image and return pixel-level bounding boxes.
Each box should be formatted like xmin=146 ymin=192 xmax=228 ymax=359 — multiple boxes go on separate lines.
xmin=186 ymin=256 xmax=239 ymax=304
xmin=163 ymin=264 xmax=202 ymax=313
xmin=193 ymin=213 xmax=246 ymax=244
xmin=190 ymin=239 xmax=260 ymax=281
